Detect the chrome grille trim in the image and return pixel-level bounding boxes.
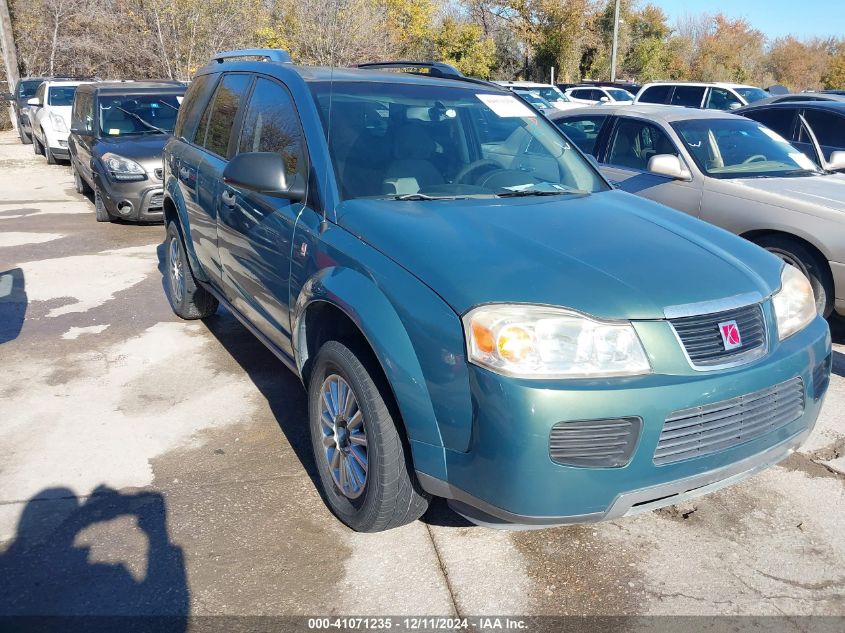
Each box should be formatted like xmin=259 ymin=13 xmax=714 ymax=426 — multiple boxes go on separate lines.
xmin=654 ymin=377 xmax=804 ymax=465
xmin=550 ymin=418 xmax=641 ymax=468
xmin=669 ymin=303 xmax=767 ymax=370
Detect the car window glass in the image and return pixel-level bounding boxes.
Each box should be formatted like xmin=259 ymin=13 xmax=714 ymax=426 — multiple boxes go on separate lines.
xmin=799 ymin=110 xmax=845 ymax=147
xmin=238 ymin=78 xmax=306 ymax=178
xmin=743 ymin=108 xmax=796 ymax=140
xmin=670 ymin=86 xmax=705 ymax=108
xmin=35 ymin=83 xmax=46 ymax=103
xmin=175 ymin=74 xmax=214 ymax=141
xmin=19 ymin=80 xmax=42 ymax=98
xmin=48 ymin=87 xmax=77 ymax=106
xmin=608 ymin=118 xmax=678 ymax=170
xmin=638 ymin=85 xmax=671 ymax=104
xmin=553 ymin=115 xmax=608 ymax=155
xmin=198 ymin=74 xmax=251 ymax=157
xmin=705 ymin=88 xmax=742 ymax=111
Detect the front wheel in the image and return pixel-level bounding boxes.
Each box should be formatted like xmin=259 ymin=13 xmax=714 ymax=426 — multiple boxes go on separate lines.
xmin=94 ymin=187 xmax=112 ymax=222
xmin=33 ymin=135 xmax=44 ymax=156
xmin=19 ymin=126 xmax=32 ymax=145
xmin=308 ymin=341 xmax=430 ymax=532
xmin=45 ymin=143 xmax=57 ymax=165
xmin=164 ymin=221 xmax=218 ymax=319
xmin=73 ymin=162 xmax=92 ymax=194
xmin=755 ymin=235 xmax=833 ymax=317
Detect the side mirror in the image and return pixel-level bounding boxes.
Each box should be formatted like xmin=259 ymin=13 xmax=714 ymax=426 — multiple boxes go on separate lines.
xmin=599 ymin=96 xmax=610 ymax=103
xmin=728 ymin=102 xmax=742 ymax=111
xmin=648 ymin=154 xmax=692 ymax=181
xmin=826 ymin=150 xmax=845 ymax=172
xmin=222 ymin=152 xmax=305 ymax=200
xmin=27 ymin=97 xmax=41 ymax=107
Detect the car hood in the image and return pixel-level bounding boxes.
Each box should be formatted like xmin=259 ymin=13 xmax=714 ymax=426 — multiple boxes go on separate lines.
xmin=336 ymin=190 xmax=782 ymax=320
xmin=93 ymin=134 xmax=169 ymax=172
xmin=725 ymin=173 xmax=845 ymax=214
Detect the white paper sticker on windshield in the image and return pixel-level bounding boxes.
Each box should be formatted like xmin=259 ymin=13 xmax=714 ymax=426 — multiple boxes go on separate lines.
xmin=176 ymin=96 xmax=184 ymax=104
xmin=758 ymin=125 xmax=788 ymax=144
xmin=789 ymin=152 xmax=816 ymax=170
xmin=477 ymin=94 xmax=535 ymax=118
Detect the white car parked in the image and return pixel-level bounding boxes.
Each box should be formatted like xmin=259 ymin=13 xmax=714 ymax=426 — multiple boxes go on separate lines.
xmin=564 ymin=85 xmax=635 ymax=105
xmin=634 ymin=82 xmax=770 ymax=111
xmin=27 ymin=80 xmax=84 ymax=164
xmin=493 ymin=81 xmax=583 ymax=111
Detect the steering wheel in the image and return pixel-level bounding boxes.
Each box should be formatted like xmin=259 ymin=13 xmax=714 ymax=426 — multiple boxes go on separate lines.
xmin=454 ymin=159 xmax=502 ymax=185
xmin=743 ymin=154 xmax=767 ymax=164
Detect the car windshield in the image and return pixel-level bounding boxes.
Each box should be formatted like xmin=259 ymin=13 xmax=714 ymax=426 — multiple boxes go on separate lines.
xmin=533 ymin=87 xmax=570 ymax=103
xmin=515 ymin=90 xmax=554 ymax=109
xmin=98 ymin=93 xmax=182 ymax=136
xmin=48 ymin=86 xmax=77 ymax=106
xmin=310 ymin=81 xmax=608 ymax=200
xmin=735 ymin=87 xmax=770 ymax=103
xmin=607 ymin=89 xmax=634 ymax=101
xmin=672 ymin=118 xmax=821 ymax=179
xmin=19 ymin=80 xmax=42 ymax=98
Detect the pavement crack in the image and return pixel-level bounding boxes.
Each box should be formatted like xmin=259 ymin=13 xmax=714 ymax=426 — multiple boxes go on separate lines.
xmin=425 ymin=523 xmax=462 ymax=617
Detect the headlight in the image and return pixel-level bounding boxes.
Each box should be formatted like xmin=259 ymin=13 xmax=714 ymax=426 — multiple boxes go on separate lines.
xmin=49 ymin=112 xmax=67 ymax=133
xmin=101 ymin=153 xmax=146 ymax=182
xmin=772 ymin=264 xmax=816 ymax=340
xmin=463 ymin=305 xmax=651 ymax=378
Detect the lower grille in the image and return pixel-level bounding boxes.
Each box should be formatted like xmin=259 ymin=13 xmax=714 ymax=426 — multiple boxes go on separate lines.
xmin=654 ymin=377 xmax=804 ymax=465
xmin=148 ymin=192 xmax=164 ymax=209
xmin=670 ymin=303 xmax=766 ymax=368
xmin=550 ymin=417 xmax=641 ymax=468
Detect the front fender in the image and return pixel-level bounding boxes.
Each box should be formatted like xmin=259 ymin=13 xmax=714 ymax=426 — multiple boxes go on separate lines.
xmin=293 ymin=264 xmax=474 ymax=461
xmin=164 ymin=176 xmax=208 ymax=282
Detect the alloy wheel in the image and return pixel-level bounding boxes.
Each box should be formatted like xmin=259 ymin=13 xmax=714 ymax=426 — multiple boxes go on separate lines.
xmin=169 ymin=236 xmax=185 ymax=304
xmin=319 ymin=374 xmax=368 ymax=499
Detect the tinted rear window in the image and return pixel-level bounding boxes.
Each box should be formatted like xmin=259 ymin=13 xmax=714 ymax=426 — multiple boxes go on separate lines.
xmin=742 ymin=108 xmax=796 ymax=140
xmin=638 ymin=85 xmax=671 ymax=104
xmin=670 ymin=86 xmax=705 ymax=108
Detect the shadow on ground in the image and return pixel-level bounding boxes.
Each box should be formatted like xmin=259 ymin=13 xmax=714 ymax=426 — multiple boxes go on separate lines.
xmin=0 ymin=486 xmax=188 ymax=630
xmin=0 ymin=268 xmax=27 ymax=344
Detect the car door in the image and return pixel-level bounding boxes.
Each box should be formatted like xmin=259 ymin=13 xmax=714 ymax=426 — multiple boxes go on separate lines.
xmin=31 ymin=83 xmax=47 ymax=142
xmin=704 ymin=87 xmax=743 ymax=111
xmin=186 ymin=73 xmax=253 ymax=287
xmin=216 ymin=76 xmax=311 ymax=357
xmin=599 ymin=117 xmax=703 ymax=216
xmin=70 ymin=91 xmax=95 ymax=185
xmin=797 ymin=108 xmax=845 ymax=165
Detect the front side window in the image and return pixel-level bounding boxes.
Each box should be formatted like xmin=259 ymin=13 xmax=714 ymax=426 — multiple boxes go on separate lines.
xmin=673 ymin=118 xmax=820 ymax=178
xmin=705 ymin=88 xmax=742 ymax=111
xmin=606 ymin=89 xmax=634 ymax=102
xmin=552 ymin=115 xmax=608 ymax=155
xmin=742 ymin=108 xmax=796 ymax=140
xmin=48 ymin=86 xmax=77 ymax=106
xmin=238 ymin=78 xmax=306 ymax=178
xmin=799 ymin=109 xmax=845 ymax=148
xmin=670 ymin=86 xmax=706 ymax=108
xmin=98 ymin=93 xmax=183 ymax=137
xmin=607 ymin=118 xmax=678 ymax=170
xmin=310 ymin=82 xmax=608 ymax=200
xmin=735 ymin=87 xmax=769 ymax=104
xmin=198 ymin=74 xmax=252 ymax=157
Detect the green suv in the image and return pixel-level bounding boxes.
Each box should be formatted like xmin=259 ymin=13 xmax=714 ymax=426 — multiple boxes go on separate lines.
xmin=162 ymin=51 xmax=831 ymax=532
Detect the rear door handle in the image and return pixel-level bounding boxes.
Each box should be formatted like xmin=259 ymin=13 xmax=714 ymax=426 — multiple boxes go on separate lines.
xmin=220 ymin=189 xmax=237 ymax=207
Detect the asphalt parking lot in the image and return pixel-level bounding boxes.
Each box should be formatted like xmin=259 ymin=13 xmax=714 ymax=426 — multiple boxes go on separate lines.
xmin=0 ymin=129 xmax=844 ymax=622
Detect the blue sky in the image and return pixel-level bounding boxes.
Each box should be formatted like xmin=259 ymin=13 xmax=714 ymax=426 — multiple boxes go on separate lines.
xmin=648 ymin=0 xmax=845 ymax=40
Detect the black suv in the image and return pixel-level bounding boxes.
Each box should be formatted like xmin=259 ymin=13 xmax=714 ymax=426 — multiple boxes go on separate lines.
xmin=68 ymin=81 xmax=186 ymax=222
xmin=6 ymin=77 xmax=49 ymax=144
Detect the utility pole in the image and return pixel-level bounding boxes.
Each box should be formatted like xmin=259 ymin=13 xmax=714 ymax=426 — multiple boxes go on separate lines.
xmin=610 ymin=0 xmax=621 ymax=82
xmin=0 ymin=0 xmax=20 ymax=129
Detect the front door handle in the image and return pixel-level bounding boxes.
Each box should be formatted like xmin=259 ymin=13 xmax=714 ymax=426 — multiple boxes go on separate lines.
xmin=220 ymin=189 xmax=237 ymax=207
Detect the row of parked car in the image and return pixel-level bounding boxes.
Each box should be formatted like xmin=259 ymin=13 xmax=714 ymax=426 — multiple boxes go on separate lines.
xmin=1 ymin=53 xmax=839 ymax=533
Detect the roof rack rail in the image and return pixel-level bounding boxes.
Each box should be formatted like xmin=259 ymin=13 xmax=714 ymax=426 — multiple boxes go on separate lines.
xmin=355 ymin=60 xmax=501 ymax=90
xmin=212 ymin=49 xmax=292 ymax=64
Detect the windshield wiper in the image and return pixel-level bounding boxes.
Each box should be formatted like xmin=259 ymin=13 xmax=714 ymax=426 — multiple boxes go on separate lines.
xmin=496 ymin=189 xmax=576 ymax=198
xmin=392 ymin=193 xmax=464 ymax=201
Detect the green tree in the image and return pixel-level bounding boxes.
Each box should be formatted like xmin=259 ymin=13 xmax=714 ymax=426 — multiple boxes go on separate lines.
xmin=433 ymin=17 xmax=496 ymax=78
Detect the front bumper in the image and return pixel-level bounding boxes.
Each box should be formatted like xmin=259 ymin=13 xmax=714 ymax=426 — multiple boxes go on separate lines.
xmin=94 ymin=170 xmax=164 ymax=223
xmin=416 ymin=313 xmax=831 ymax=527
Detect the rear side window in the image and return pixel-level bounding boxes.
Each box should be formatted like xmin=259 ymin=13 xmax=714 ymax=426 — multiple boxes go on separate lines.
xmin=638 ymin=85 xmax=671 ymax=104
xmin=237 ymin=78 xmax=306 ymax=177
xmin=800 ymin=109 xmax=845 ymax=148
xmin=553 ymin=115 xmax=608 ymax=155
xmin=174 ymin=74 xmax=216 ymax=141
xmin=670 ymin=86 xmax=705 ymax=108
xmin=195 ymin=73 xmax=251 ymax=157
xmin=71 ymin=92 xmax=93 ymax=134
xmin=743 ymin=108 xmax=796 ymax=141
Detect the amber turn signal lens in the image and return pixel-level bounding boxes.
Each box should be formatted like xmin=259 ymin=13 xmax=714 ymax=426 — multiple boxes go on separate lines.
xmin=472 ymin=321 xmax=495 ymax=353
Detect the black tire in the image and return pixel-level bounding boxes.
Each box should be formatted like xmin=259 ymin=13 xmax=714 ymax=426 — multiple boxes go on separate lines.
xmin=19 ymin=126 xmax=32 ymax=145
xmin=755 ymin=234 xmax=833 ymax=317
xmin=94 ymin=187 xmax=112 ymax=222
xmin=73 ymin=163 xmax=92 ymax=194
xmin=308 ymin=340 xmax=430 ymax=532
xmin=45 ymin=143 xmax=57 ymax=165
xmin=164 ymin=221 xmax=218 ymax=319
xmin=33 ymin=135 xmax=44 ymax=156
